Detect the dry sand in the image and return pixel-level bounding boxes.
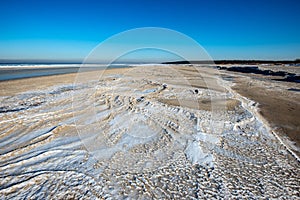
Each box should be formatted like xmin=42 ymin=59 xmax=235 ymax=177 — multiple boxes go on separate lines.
xmin=0 ymin=67 xmax=131 ymax=96
xmin=219 ymin=66 xmax=300 ymax=155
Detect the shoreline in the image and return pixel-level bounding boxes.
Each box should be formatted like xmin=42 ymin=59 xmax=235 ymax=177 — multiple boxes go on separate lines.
xmin=0 ymin=65 xmax=132 ymax=81
xmin=0 ymin=67 xmax=131 ymax=96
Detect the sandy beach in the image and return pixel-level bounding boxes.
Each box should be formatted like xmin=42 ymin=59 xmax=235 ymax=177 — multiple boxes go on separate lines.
xmin=0 ymin=64 xmax=299 ymax=199
xmin=218 ymin=64 xmax=300 ymax=156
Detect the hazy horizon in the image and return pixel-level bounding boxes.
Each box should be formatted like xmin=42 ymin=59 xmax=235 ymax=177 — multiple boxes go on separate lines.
xmin=0 ymin=58 xmax=299 ymax=65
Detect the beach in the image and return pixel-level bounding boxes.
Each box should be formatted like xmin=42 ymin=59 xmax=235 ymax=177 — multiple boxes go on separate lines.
xmin=0 ymin=64 xmax=299 ymax=199
xmin=218 ymin=64 xmax=300 ymax=156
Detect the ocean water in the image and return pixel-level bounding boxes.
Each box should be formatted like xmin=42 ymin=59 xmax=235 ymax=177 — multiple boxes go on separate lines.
xmin=0 ymin=64 xmax=131 ymax=81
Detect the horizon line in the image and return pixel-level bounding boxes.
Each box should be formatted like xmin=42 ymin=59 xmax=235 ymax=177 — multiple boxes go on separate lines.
xmin=0 ymin=58 xmax=300 ymax=65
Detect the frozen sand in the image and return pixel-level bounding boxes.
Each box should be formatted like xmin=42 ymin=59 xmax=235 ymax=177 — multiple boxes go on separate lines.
xmin=218 ymin=64 xmax=300 ymax=157
xmin=0 ymin=65 xmax=299 ymax=199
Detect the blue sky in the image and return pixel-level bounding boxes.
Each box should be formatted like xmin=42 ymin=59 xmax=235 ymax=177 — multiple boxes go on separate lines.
xmin=0 ymin=0 xmax=299 ymax=61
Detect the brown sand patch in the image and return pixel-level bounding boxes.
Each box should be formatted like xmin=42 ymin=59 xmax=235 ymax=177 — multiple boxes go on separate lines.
xmin=158 ymin=98 xmax=240 ymax=111
xmin=231 ymin=75 xmax=300 ymax=155
xmin=174 ymin=65 xmax=225 ymax=92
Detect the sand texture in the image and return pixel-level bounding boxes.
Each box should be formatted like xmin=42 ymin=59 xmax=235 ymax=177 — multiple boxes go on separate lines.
xmin=0 ymin=65 xmax=299 ymax=199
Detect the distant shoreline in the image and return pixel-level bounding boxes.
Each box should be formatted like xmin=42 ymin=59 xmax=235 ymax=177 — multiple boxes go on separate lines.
xmin=1 ymin=60 xmax=299 ymax=81
xmin=162 ymin=59 xmax=300 ymax=65
xmin=1 ymin=59 xmax=299 ymax=65
xmin=0 ymin=65 xmax=132 ymax=81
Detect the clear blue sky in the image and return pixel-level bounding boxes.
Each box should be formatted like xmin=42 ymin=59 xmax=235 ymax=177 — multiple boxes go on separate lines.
xmin=0 ymin=0 xmax=299 ymax=61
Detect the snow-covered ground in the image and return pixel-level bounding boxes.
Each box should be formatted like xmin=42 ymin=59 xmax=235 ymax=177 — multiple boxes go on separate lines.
xmin=0 ymin=65 xmax=299 ymax=199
